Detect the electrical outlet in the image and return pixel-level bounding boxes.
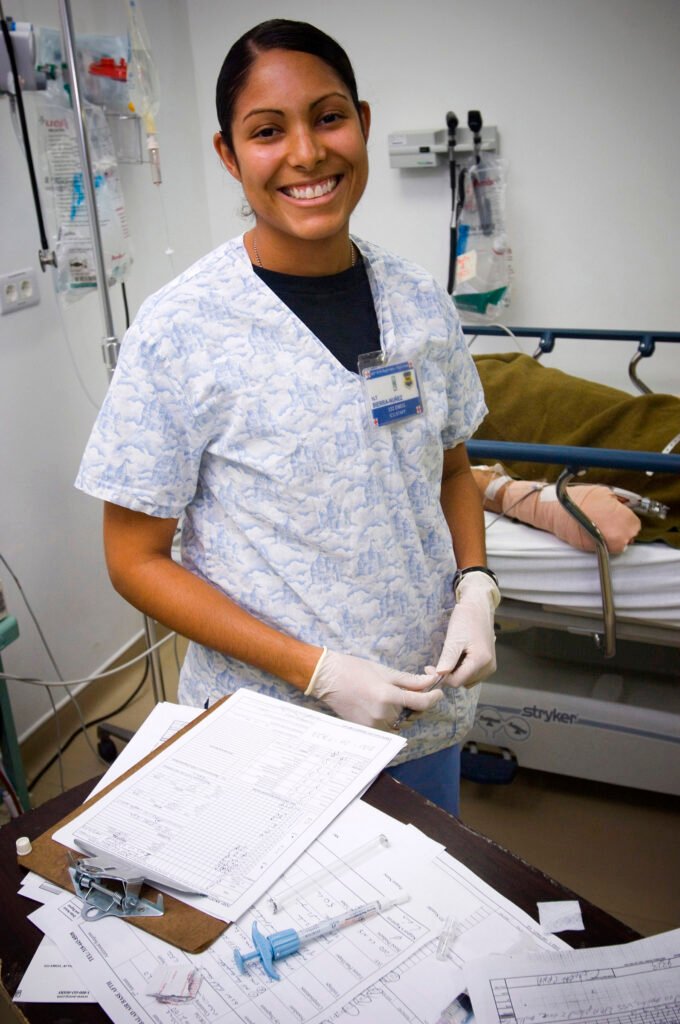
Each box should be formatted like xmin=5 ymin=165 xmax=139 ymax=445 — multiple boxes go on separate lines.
xmin=0 ymin=268 xmax=40 ymax=315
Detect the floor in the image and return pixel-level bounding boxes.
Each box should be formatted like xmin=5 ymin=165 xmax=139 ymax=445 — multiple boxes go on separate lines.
xmin=5 ymin=632 xmax=679 ymax=940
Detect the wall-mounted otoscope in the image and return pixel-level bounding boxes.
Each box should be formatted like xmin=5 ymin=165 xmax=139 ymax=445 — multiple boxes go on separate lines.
xmin=446 ymin=111 xmax=461 ymax=294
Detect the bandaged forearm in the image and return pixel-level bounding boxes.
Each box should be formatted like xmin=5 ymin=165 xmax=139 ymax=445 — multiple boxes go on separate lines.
xmin=472 ymin=466 xmax=641 ymax=554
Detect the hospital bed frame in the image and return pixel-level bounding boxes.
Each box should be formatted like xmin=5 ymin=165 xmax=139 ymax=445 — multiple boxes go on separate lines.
xmin=464 ymin=324 xmax=680 ymax=655
xmin=464 ymin=325 xmax=680 ymax=395
xmin=461 ymin=326 xmax=680 ymax=793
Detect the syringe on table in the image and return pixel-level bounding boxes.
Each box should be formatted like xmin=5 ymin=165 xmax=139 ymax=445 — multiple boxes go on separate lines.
xmin=234 ymin=893 xmax=410 ymax=980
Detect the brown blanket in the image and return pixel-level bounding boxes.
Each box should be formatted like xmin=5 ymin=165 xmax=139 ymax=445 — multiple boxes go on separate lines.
xmin=472 ymin=353 xmax=680 ymax=547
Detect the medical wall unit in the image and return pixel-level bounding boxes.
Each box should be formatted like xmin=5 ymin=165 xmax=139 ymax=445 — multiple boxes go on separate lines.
xmin=389 ymin=110 xmax=511 ymax=321
xmin=387 ymin=122 xmax=498 ymax=169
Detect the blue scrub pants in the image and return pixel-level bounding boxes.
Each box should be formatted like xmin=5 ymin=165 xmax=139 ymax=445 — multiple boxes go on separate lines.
xmin=386 ymin=744 xmax=461 ymax=817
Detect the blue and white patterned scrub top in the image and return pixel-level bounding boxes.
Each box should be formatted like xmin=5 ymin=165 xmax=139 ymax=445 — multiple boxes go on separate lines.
xmin=76 ymin=235 xmax=487 ymax=763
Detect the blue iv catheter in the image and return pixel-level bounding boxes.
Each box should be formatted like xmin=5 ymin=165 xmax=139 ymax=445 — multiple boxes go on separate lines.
xmin=234 ymin=893 xmax=409 ymax=980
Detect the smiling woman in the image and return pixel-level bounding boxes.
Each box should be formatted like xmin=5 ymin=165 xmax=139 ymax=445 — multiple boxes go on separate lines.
xmin=214 ymin=40 xmax=370 ymax=275
xmin=75 ymin=18 xmax=499 ymax=818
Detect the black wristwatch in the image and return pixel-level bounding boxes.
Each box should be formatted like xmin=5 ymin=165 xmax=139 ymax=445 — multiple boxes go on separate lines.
xmin=452 ymin=565 xmax=499 ymax=592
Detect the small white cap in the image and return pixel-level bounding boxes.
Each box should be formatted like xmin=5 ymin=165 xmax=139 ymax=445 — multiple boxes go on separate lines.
xmin=16 ymin=836 xmax=32 ymax=856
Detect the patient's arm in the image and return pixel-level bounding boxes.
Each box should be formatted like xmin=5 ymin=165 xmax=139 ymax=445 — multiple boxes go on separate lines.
xmin=472 ymin=466 xmax=641 ymax=554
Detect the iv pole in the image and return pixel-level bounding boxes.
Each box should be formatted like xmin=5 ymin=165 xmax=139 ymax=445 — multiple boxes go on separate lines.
xmin=57 ymin=0 xmax=166 ymax=705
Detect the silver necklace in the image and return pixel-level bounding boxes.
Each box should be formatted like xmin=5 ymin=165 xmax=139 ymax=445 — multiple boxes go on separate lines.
xmin=251 ymin=235 xmax=356 ymax=270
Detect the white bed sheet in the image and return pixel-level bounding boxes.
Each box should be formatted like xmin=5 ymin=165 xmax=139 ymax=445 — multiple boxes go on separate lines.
xmin=484 ymin=512 xmax=680 ymax=628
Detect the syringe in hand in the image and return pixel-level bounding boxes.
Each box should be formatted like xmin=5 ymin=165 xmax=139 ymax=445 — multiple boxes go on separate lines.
xmin=234 ymin=892 xmax=410 ymax=980
xmin=267 ymin=833 xmax=390 ymax=914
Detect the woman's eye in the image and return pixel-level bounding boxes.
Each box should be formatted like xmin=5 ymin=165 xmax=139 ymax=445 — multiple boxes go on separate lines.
xmin=319 ymin=112 xmax=344 ymax=126
xmin=253 ymin=126 xmax=280 ymax=139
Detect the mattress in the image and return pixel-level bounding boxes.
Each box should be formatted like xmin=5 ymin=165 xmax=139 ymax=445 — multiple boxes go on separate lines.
xmin=484 ymin=512 xmax=680 ymax=629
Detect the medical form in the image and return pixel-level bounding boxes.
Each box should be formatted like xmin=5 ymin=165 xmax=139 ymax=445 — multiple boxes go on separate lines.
xmin=53 ymin=690 xmax=405 ymax=921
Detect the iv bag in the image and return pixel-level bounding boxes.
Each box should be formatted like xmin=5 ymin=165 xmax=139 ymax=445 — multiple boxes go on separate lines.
xmin=126 ymin=0 xmax=161 ymax=182
xmin=36 ymin=27 xmax=130 ymax=114
xmin=453 ymin=157 xmax=513 ymax=323
xmin=36 ymin=82 xmax=133 ymax=302
xmin=126 ymin=0 xmax=160 ymax=133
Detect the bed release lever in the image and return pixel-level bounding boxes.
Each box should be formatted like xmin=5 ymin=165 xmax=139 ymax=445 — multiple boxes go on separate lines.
xmin=555 ymin=469 xmax=616 ymax=658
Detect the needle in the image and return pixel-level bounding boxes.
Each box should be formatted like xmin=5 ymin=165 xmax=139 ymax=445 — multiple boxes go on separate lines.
xmin=393 ymin=648 xmax=467 ymax=729
xmin=393 ymin=671 xmax=447 ymax=729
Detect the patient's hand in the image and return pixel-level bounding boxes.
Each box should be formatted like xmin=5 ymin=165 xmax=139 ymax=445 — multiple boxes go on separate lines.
xmin=472 ymin=467 xmax=641 ymax=553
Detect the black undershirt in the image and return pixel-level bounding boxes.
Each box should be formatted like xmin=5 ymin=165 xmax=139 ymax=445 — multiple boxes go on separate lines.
xmin=253 ymin=257 xmax=380 ymax=373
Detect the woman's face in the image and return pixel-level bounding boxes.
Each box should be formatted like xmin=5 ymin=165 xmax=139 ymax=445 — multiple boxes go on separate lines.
xmin=214 ymin=48 xmax=370 ymax=265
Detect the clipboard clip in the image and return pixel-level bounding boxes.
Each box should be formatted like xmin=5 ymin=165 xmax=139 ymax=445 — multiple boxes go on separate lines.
xmin=68 ymin=853 xmax=165 ymax=921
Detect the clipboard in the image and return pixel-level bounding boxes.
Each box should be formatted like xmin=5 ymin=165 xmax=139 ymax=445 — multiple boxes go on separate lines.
xmin=18 ymin=698 xmax=230 ymax=953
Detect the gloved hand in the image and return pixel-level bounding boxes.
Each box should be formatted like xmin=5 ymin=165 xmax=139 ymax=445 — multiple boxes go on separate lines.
xmin=436 ymin=571 xmax=501 ymax=689
xmin=305 ymin=648 xmax=443 ymax=731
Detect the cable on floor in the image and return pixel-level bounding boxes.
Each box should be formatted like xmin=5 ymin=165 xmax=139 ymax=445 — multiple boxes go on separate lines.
xmin=28 ymin=657 xmax=151 ymax=792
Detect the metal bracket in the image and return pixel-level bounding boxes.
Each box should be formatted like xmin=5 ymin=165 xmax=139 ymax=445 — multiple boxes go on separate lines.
xmin=628 ymin=335 xmax=655 ymax=394
xmin=68 ymin=854 xmax=165 ymax=921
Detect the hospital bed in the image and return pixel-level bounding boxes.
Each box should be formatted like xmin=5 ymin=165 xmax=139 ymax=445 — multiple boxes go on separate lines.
xmin=462 ymin=327 xmax=680 ymax=795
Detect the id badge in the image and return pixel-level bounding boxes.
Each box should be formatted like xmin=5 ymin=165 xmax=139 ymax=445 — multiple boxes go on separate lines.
xmin=358 ymin=351 xmax=424 ymax=428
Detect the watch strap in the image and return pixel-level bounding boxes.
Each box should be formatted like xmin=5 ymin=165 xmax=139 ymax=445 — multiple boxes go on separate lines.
xmin=452 ymin=565 xmax=499 ymax=592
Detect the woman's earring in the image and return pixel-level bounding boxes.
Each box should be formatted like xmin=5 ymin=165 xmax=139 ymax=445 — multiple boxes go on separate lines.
xmin=240 ymin=197 xmax=253 ymax=219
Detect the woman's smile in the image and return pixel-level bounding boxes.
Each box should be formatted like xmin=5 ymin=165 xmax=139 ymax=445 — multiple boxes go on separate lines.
xmin=280 ymin=174 xmax=341 ymax=201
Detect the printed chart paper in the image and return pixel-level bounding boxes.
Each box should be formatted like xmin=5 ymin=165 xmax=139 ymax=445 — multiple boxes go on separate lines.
xmin=465 ymin=927 xmax=680 ymax=1023
xmin=53 ymin=690 xmax=404 ymax=920
xmin=87 ymin=701 xmax=201 ymax=799
xmin=30 ymin=799 xmax=443 ymax=1023
xmin=12 ymin=937 xmax=95 ymax=1004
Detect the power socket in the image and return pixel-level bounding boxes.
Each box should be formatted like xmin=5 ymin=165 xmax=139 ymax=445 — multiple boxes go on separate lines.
xmin=0 ymin=268 xmax=40 ymax=315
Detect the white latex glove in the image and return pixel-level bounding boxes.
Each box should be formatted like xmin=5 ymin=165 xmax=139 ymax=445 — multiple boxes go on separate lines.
xmin=436 ymin=572 xmax=501 ymax=689
xmin=305 ymin=648 xmax=443 ymax=731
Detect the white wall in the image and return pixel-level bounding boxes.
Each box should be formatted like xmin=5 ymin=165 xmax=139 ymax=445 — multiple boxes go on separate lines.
xmin=190 ymin=0 xmax=680 ymax=391
xmin=1 ymin=0 xmax=678 ymax=743
xmin=0 ymin=0 xmax=212 ymax=739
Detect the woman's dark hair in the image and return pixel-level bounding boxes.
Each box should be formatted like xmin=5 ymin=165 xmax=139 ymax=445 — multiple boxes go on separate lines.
xmin=216 ymin=19 xmax=361 ymax=151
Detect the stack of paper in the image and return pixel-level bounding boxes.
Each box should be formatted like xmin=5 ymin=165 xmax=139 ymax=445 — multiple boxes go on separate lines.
xmin=16 ymin=697 xmax=569 ymax=1023
xmin=53 ymin=690 xmax=407 ymax=920
xmin=19 ymin=695 xmax=679 ymax=1023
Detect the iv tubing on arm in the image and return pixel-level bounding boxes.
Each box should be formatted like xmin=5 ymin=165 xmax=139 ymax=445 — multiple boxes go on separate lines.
xmin=471 ymin=465 xmax=642 ymax=553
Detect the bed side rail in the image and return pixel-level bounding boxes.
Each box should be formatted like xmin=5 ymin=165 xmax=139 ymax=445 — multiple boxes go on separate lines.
xmin=462 ymin=326 xmax=680 ymax=394
xmin=466 ymin=440 xmax=680 ymax=657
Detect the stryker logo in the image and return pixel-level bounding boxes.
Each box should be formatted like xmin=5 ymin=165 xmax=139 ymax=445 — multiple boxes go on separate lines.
xmin=523 ymin=705 xmax=578 ymax=724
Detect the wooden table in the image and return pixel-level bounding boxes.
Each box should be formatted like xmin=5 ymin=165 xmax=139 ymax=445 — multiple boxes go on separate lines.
xmin=0 ymin=774 xmax=640 ymax=1023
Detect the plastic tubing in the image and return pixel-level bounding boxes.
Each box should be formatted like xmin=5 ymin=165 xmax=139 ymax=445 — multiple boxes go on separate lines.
xmin=268 ymin=834 xmax=390 ymax=914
